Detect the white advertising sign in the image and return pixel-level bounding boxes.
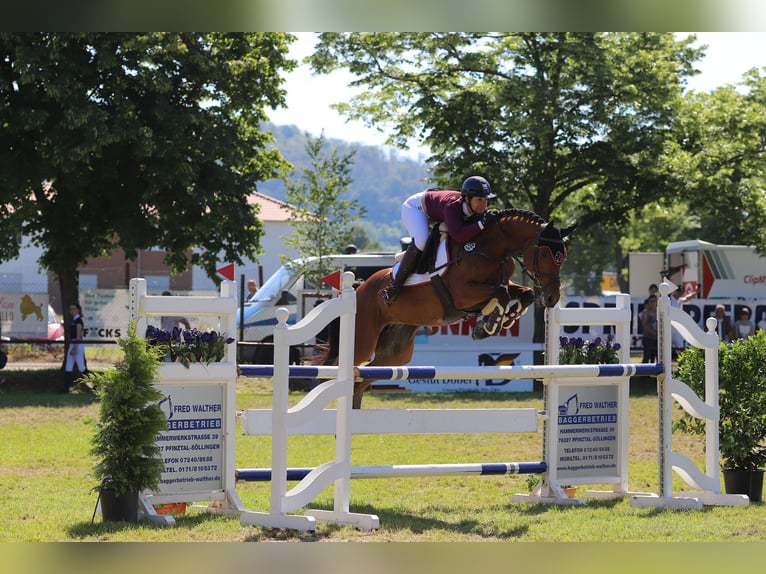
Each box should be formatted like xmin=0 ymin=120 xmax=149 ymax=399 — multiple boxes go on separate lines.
xmin=155 ymin=384 xmax=225 ymax=494
xmin=0 ymin=292 xmax=49 ymax=337
xmin=373 ymin=310 xmax=539 ymax=394
xmin=555 ymin=384 xmax=620 ymax=480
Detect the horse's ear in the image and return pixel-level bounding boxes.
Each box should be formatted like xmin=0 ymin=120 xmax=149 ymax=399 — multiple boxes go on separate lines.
xmin=560 ymin=223 xmax=577 ymax=239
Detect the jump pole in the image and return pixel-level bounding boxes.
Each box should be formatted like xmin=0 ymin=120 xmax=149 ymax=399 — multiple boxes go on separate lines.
xmin=236 ymin=461 xmax=548 ymax=482
xmin=239 ymin=363 xmax=664 ymax=380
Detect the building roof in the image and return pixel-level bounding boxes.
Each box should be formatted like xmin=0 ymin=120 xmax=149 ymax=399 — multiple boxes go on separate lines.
xmin=248 ymin=191 xmax=293 ymax=222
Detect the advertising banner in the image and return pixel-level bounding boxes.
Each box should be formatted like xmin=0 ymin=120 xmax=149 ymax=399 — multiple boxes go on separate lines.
xmin=0 ymin=292 xmax=49 ymax=338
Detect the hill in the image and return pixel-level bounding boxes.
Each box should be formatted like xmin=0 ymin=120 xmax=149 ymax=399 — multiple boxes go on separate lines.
xmin=258 ymin=123 xmax=432 ymax=250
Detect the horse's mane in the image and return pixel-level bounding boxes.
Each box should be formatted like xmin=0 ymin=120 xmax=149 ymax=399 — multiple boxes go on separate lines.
xmin=495 ymin=208 xmax=547 ymax=226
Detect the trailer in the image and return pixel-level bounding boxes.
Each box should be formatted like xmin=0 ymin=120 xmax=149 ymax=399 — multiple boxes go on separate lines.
xmin=665 ymin=240 xmax=766 ymax=299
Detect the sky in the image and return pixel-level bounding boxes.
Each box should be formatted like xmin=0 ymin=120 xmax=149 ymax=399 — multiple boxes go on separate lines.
xmin=267 ymin=32 xmax=766 ymax=160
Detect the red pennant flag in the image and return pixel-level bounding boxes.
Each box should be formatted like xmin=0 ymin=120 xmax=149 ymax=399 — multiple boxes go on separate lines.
xmin=321 ymin=270 xmax=341 ymax=290
xmin=216 ymin=263 xmax=235 ymax=281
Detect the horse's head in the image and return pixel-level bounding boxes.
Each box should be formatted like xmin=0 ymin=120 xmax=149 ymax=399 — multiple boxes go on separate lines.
xmin=523 ymin=220 xmax=574 ymax=308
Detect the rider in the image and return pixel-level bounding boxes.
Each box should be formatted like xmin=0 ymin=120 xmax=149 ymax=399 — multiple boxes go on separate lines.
xmin=378 ymin=175 xmax=497 ymax=306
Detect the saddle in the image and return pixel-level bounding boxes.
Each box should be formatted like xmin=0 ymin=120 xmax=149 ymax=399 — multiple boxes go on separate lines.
xmin=396 ymin=223 xmax=474 ymax=324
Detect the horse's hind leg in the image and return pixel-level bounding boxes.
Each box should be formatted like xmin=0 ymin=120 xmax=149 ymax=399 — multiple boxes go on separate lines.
xmin=352 ymin=324 xmax=418 ymax=409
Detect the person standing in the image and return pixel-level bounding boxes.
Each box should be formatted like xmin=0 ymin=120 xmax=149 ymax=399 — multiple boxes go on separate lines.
xmin=669 ymin=285 xmax=696 ymax=359
xmin=63 ymin=302 xmax=89 ymax=392
xmin=378 ymin=175 xmax=497 ymax=306
xmin=730 ymin=307 xmax=755 ymax=341
xmin=640 ymin=295 xmax=658 ymax=363
xmin=160 ymin=291 xmax=191 ymax=332
xmin=757 ymin=312 xmax=766 ymax=333
xmin=712 ymin=304 xmax=732 ymax=343
xmin=246 ymin=280 xmax=258 ymax=301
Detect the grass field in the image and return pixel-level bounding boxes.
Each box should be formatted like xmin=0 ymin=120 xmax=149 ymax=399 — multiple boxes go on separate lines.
xmin=2 ymin=371 xmax=766 ymax=544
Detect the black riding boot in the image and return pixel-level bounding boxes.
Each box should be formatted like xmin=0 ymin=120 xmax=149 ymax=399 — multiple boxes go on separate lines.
xmin=61 ymin=371 xmax=75 ymax=393
xmin=379 ymin=243 xmax=422 ymax=306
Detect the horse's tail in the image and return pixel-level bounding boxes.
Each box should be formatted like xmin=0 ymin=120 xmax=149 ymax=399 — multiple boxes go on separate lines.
xmin=311 ymin=316 xmax=341 ymax=366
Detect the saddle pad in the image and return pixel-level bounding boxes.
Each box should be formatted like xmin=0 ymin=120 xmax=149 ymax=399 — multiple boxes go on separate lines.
xmin=392 ymin=239 xmax=449 ymax=286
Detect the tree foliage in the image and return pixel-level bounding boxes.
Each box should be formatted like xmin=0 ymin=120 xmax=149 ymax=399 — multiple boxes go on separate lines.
xmin=309 ymin=32 xmax=766 ymax=296
xmin=0 ymin=32 xmax=295 ymax=321
xmin=310 ymin=33 xmax=699 ymax=221
xmin=282 ymin=132 xmax=367 ymax=284
xmin=664 ymin=74 xmax=766 ymax=251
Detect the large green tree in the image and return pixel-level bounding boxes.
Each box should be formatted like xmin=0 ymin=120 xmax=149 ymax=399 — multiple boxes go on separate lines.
xmin=309 ymin=33 xmax=700 ymax=222
xmin=0 ymin=32 xmax=294 ymax=332
xmin=665 ymin=74 xmax=766 ymax=252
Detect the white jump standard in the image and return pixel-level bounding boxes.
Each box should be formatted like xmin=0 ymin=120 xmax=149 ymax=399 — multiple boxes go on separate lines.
xmin=237 ymin=275 xmax=746 ymax=532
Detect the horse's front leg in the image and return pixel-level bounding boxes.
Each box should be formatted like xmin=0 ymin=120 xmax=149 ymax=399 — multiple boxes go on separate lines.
xmin=471 ymin=282 xmax=535 ymax=340
xmin=501 ymin=282 xmax=536 ymax=328
xmin=469 ymin=284 xmax=514 ymax=340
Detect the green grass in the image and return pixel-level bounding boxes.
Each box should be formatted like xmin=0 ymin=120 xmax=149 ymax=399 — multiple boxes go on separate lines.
xmin=1 ymin=374 xmax=765 ymax=542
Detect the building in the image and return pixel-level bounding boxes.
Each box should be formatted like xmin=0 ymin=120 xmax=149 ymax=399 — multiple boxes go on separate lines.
xmin=0 ymin=192 xmax=299 ymax=314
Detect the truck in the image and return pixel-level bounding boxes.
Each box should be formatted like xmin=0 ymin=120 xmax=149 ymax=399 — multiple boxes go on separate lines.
xmin=623 ymin=240 xmax=766 ymax=348
xmin=236 ymin=252 xmax=540 ymax=393
xmin=664 ymin=239 xmax=766 ymax=300
xmin=629 ymin=240 xmax=766 ymax=300
xmin=235 ymin=252 xmax=398 ymax=365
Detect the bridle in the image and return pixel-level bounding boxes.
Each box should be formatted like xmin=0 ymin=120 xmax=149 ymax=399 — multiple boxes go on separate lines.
xmin=504 ymin=222 xmax=566 ymax=290
xmin=438 ymin=214 xmax=566 ymax=290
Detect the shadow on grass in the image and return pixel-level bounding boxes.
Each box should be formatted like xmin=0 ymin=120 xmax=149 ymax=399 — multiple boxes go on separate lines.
xmin=66 ymin=495 xmax=629 ymax=541
xmin=0 ymin=389 xmax=97 ymax=408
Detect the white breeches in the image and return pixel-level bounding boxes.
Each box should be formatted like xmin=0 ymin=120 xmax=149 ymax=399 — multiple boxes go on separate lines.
xmin=65 ymin=343 xmax=86 ymax=372
xmin=402 ymin=192 xmax=430 ymax=250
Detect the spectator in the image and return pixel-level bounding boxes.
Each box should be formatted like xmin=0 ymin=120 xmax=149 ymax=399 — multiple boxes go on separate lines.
xmin=246 ymin=279 xmax=258 ymax=301
xmin=730 ymin=307 xmax=755 ymax=341
xmin=640 ymin=295 xmax=658 ymax=363
xmin=160 ymin=291 xmax=191 ymax=332
xmin=712 ymin=304 xmax=732 ymax=343
xmin=63 ymin=302 xmax=89 ymax=392
xmin=670 ymin=285 xmax=696 ymax=358
xmin=757 ymin=312 xmax=766 ymax=333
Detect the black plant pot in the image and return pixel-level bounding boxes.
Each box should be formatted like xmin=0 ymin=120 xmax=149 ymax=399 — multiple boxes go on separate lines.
xmin=99 ymin=489 xmax=139 ymax=523
xmin=722 ymin=469 xmax=765 ymax=502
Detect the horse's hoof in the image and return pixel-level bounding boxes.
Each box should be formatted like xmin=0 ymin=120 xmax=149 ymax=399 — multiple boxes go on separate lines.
xmin=472 ymin=323 xmax=491 ymax=341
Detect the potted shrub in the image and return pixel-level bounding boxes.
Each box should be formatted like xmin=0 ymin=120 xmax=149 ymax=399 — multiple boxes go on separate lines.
xmin=90 ymin=320 xmax=168 ymax=522
xmin=675 ymin=330 xmax=766 ymax=501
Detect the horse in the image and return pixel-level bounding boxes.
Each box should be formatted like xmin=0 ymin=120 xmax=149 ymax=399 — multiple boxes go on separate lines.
xmin=323 ymin=208 xmax=574 ymax=408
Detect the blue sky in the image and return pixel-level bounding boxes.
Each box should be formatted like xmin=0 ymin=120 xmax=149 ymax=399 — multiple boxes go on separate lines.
xmin=267 ymin=32 xmax=766 ymax=160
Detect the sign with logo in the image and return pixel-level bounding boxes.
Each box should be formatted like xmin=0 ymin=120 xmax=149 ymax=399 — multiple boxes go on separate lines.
xmin=0 ymin=292 xmax=49 ymax=337
xmin=155 ymin=384 xmax=225 ymax=494
xmin=372 ymin=310 xmax=540 ymax=394
xmin=555 ymin=384 xmax=620 ymax=480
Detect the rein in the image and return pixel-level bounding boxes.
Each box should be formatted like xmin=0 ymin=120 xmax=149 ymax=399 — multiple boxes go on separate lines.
xmin=432 ymin=215 xmax=563 ymax=290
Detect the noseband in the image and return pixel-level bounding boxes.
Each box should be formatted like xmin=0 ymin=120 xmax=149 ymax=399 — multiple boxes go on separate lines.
xmin=505 ymin=225 xmax=566 ymax=289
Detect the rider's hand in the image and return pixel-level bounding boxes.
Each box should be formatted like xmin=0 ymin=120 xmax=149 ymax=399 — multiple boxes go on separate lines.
xmin=482 ymin=210 xmax=498 ymax=227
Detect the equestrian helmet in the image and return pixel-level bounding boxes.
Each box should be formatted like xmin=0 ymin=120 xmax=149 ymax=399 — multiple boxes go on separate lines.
xmin=460 ymin=176 xmax=496 ymax=199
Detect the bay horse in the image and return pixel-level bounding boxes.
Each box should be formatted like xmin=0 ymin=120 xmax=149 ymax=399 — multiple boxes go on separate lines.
xmin=324 ymin=208 xmax=574 ymax=408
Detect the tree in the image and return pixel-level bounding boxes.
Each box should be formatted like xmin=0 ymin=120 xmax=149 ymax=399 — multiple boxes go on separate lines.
xmin=664 ymin=75 xmax=766 ymax=252
xmin=309 ymin=32 xmax=703 ymax=338
xmin=0 ymin=33 xmax=295 ymax=343
xmin=282 ymin=132 xmax=367 ymax=285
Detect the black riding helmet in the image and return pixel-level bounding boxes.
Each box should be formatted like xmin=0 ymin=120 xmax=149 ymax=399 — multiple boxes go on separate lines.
xmin=460 ymin=176 xmax=496 ymax=199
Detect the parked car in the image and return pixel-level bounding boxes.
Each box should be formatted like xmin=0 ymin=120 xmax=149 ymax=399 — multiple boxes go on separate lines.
xmin=47 ymin=304 xmax=65 ymax=341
